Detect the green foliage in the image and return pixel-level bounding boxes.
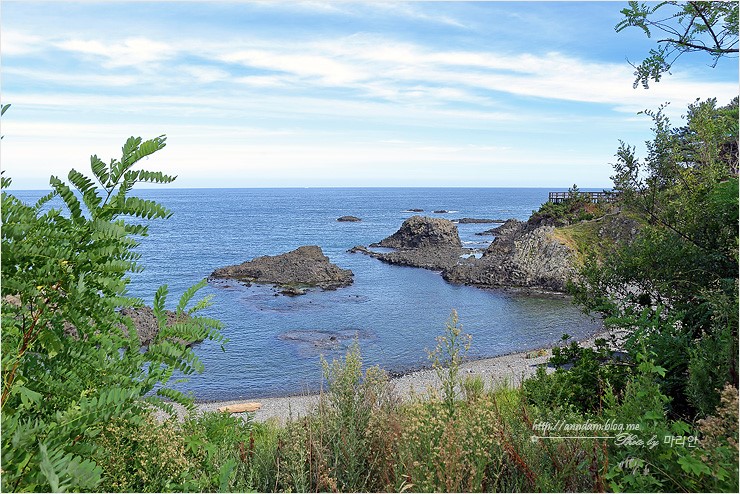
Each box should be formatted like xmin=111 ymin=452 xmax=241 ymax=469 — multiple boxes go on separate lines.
xmin=428 ymin=310 xmax=471 ymax=417
xmin=95 ymin=417 xmax=196 ymax=492
xmin=616 ymin=1 xmax=739 ymax=88
xmin=181 ymin=411 xmax=253 ymax=491
xmin=602 ymin=354 xmax=738 ymax=493
xmin=572 ymin=97 xmax=739 ymax=418
xmin=530 ymin=184 xmax=610 ymax=227
xmin=523 ymin=335 xmax=631 ymax=414
xmin=1 ymin=136 xmax=225 ymax=491
xmin=315 ymin=341 xmax=395 ymax=491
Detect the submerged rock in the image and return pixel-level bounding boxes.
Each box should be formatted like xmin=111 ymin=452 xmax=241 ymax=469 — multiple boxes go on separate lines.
xmin=405 ymin=208 xmax=424 ymax=212
xmin=280 ymin=286 xmax=307 ymax=296
xmin=337 ymin=215 xmax=361 ymax=222
xmin=210 ymin=245 xmax=353 ymax=291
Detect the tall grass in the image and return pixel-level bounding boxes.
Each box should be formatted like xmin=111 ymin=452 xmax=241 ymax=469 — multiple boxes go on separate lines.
xmin=92 ymin=316 xmax=736 ymax=492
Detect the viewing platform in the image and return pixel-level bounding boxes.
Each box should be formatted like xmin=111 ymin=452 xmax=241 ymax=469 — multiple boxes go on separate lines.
xmin=548 ymin=191 xmax=618 ymax=204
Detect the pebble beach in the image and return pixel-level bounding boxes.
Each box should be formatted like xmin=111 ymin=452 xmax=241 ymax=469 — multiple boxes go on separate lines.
xmin=168 ymin=330 xmax=615 ymax=424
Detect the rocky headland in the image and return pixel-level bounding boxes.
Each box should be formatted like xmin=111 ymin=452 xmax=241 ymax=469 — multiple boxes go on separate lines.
xmin=443 ymin=221 xmax=576 ymax=292
xmin=350 ymin=213 xmax=637 ymax=293
xmin=210 ymin=245 xmax=353 ymax=293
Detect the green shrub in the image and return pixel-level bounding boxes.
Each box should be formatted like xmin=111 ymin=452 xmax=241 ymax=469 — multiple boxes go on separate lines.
xmin=428 ymin=309 xmax=471 ymax=418
xmin=1 ymin=135 xmax=225 ymax=491
xmin=523 ymin=335 xmax=631 ymax=414
xmin=181 ymin=411 xmax=253 ymax=491
xmin=603 ymin=353 xmax=739 ymax=492
xmin=95 ymin=417 xmax=196 ymax=492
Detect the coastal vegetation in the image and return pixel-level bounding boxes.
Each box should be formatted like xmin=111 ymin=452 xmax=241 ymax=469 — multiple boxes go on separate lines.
xmin=2 ymin=3 xmax=738 ymax=492
xmin=2 ymin=111 xmax=738 ymax=491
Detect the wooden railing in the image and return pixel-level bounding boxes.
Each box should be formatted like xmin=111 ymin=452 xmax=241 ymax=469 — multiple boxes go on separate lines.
xmin=548 ymin=191 xmax=618 ymax=204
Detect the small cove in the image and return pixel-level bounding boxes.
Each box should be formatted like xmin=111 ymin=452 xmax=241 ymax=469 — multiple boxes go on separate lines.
xmin=14 ymin=187 xmax=602 ymax=401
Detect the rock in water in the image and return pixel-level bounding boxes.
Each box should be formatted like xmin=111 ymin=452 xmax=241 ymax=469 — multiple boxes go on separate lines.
xmin=453 ymin=218 xmax=504 ymax=224
xmin=371 ymin=215 xmax=462 ymax=249
xmin=210 ymin=245 xmax=353 ymax=290
xmin=337 ymin=215 xmax=361 ymax=222
xmin=476 ymin=218 xmax=523 ymax=236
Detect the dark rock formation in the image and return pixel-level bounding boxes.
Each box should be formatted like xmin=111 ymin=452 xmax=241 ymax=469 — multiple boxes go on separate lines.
xmin=444 ymin=222 xmax=576 ymax=292
xmin=370 ymin=215 xmax=462 ymax=249
xmin=405 ymin=208 xmax=424 ymax=212
xmin=433 ymin=210 xmax=450 ymax=214
xmin=475 ymin=218 xmax=523 ymax=236
xmin=337 ymin=215 xmax=361 ymax=222
xmin=453 ymin=218 xmax=505 ymax=224
xmin=352 ymin=217 xmax=465 ymax=271
xmin=354 ymin=215 xmax=578 ymax=293
xmin=211 ymin=245 xmax=353 ymax=291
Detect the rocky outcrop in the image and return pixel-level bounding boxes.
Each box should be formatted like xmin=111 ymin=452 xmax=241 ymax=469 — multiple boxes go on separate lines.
xmin=405 ymin=208 xmax=424 ymax=212
xmin=210 ymin=245 xmax=353 ymax=291
xmin=1 ymin=294 xmax=198 ymax=347
xmin=433 ymin=210 xmax=450 ymax=214
xmin=444 ymin=223 xmax=576 ymax=292
xmin=351 ymin=217 xmax=465 ymax=271
xmin=371 ymin=215 xmax=462 ymax=249
xmin=337 ymin=215 xmax=361 ymax=222
xmin=475 ymin=218 xmax=522 ymax=236
xmin=353 ymin=209 xmax=638 ymax=294
xmin=354 ymin=215 xmax=577 ymax=292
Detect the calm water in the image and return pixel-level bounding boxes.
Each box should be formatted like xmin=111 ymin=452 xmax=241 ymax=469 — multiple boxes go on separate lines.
xmin=13 ymin=187 xmax=601 ymax=401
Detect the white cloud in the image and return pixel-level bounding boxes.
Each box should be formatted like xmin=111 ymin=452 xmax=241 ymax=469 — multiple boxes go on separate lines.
xmin=1 ymin=30 xmax=46 ymax=55
xmin=54 ymin=37 xmax=176 ymax=68
xmin=3 ymin=67 xmax=141 ymax=87
xmin=180 ymin=65 xmax=230 ymax=84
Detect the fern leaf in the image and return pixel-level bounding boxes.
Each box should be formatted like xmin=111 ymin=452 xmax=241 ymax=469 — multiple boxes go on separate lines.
xmin=49 ymin=176 xmax=83 ymax=221
xmin=176 ymin=279 xmax=207 ymax=315
xmin=38 ymin=442 xmax=61 ymax=492
xmin=34 ymin=190 xmax=57 ymax=210
xmin=125 ymin=135 xmax=166 ymax=168
xmin=89 ymin=155 xmax=109 ymax=186
xmin=153 ymin=285 xmax=169 ymax=329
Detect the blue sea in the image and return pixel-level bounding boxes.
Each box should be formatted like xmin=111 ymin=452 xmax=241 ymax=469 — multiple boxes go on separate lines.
xmin=13 ymin=187 xmax=602 ymax=401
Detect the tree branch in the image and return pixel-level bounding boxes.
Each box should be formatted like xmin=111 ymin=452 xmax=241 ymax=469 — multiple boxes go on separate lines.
xmin=656 ymin=38 xmax=738 ymax=54
xmin=689 ymin=1 xmax=724 ymax=51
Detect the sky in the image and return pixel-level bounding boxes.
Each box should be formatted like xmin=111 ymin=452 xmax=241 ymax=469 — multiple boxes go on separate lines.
xmin=1 ymin=1 xmax=738 ymax=189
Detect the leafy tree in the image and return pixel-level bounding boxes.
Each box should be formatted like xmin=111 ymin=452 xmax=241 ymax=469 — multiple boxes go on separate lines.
xmin=1 ymin=135 xmax=225 ymax=491
xmin=616 ymin=1 xmax=739 ymax=88
xmin=571 ymin=97 xmax=738 ymax=417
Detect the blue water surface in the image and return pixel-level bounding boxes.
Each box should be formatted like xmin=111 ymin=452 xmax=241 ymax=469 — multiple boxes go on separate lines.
xmin=13 ymin=187 xmax=601 ymax=401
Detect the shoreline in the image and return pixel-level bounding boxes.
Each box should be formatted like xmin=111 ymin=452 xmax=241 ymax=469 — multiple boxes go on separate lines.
xmin=174 ymin=328 xmax=613 ymax=424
